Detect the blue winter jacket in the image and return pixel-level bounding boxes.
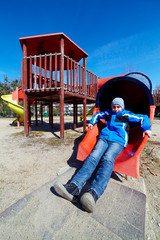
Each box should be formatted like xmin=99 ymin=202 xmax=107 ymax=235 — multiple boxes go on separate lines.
xmin=89 ymin=109 xmax=151 ymax=147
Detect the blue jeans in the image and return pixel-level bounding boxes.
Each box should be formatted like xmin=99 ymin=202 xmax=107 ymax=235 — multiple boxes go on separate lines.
xmin=71 ymin=138 xmax=124 ymax=199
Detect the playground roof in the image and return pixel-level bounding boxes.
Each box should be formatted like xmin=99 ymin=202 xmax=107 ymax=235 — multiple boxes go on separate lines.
xmin=19 ymin=33 xmax=88 ymax=62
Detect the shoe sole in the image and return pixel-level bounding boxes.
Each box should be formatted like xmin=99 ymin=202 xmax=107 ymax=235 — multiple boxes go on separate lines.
xmin=54 ymin=181 xmax=77 ymax=203
xmin=80 ymin=193 xmax=96 ymax=213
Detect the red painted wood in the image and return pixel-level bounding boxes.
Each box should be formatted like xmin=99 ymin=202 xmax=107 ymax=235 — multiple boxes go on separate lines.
xmin=73 ymin=60 xmax=75 ymax=92
xmin=34 ymin=56 xmax=37 ymax=89
xmin=73 ymin=103 xmax=76 ymax=130
xmin=67 ymin=56 xmax=69 ymax=90
xmin=23 ymin=40 xmax=29 ymax=136
xmin=44 ymin=54 xmax=47 ymax=88
xmin=19 ymin=33 xmax=88 ymax=63
xmin=51 ymin=102 xmax=53 ymax=129
xmin=49 ymin=54 xmax=52 ymax=88
xmin=70 ymin=59 xmax=72 ymax=91
xmin=41 ymin=104 xmax=43 ymax=124
xmin=79 ymin=66 xmax=81 ymax=93
xmin=76 ymin=63 xmax=78 ymax=92
xmin=55 ymin=53 xmax=57 ymax=88
xmin=60 ymin=36 xmax=64 ymax=139
xmin=93 ymin=74 xmax=94 ymax=96
xmin=29 ymin=56 xmax=32 ymax=89
xmin=82 ymin=67 xmax=84 ymax=94
xmin=83 ymin=57 xmax=87 ymax=132
xmin=87 ymin=71 xmax=89 ymax=95
xmin=39 ymin=54 xmax=42 ymax=89
xmin=19 ymin=33 xmax=99 ymax=138
xmin=35 ymin=100 xmax=38 ymax=126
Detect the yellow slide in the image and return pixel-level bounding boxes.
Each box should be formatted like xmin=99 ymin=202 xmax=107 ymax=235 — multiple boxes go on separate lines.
xmin=1 ymin=94 xmax=24 ymax=123
xmin=78 ymin=105 xmax=95 ymax=122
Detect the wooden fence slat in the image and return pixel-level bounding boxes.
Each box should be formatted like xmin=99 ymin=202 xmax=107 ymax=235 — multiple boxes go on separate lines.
xmin=73 ymin=60 xmax=75 ymax=92
xmin=44 ymin=54 xmax=47 ymax=88
xmin=79 ymin=66 xmax=81 ymax=93
xmin=76 ymin=63 xmax=78 ymax=92
xmin=39 ymin=55 xmax=42 ymax=89
xmin=67 ymin=56 xmax=69 ymax=90
xmin=29 ymin=56 xmax=32 ymax=89
xmin=70 ymin=60 xmax=72 ymax=91
xmin=34 ymin=56 xmax=37 ymax=89
xmin=55 ymin=53 xmax=57 ymax=88
xmin=49 ymin=54 xmax=52 ymax=88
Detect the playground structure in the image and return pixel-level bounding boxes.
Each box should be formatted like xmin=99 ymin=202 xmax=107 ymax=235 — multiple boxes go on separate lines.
xmin=1 ymin=33 xmax=157 ymax=178
xmin=77 ymin=72 xmax=156 ymax=178
xmin=19 ymin=33 xmax=98 ymax=138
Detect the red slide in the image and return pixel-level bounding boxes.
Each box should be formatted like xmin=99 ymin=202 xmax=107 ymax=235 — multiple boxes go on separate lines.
xmin=77 ymin=72 xmax=155 ymax=178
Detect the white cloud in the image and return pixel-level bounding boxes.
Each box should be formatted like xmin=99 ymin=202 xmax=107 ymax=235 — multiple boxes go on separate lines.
xmin=87 ymin=28 xmax=160 ymax=74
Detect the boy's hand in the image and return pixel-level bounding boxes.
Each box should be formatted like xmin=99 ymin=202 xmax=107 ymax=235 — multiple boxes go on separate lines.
xmin=143 ymin=130 xmax=152 ymax=138
xmin=88 ymin=123 xmax=93 ymax=129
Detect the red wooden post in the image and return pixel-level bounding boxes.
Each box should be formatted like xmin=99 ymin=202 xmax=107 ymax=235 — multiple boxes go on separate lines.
xmin=51 ymin=102 xmax=53 ymax=129
xmin=156 ymin=90 xmax=158 ymax=104
xmin=49 ymin=102 xmax=53 ymax=128
xmin=67 ymin=56 xmax=69 ymax=90
xmin=55 ymin=53 xmax=57 ymax=88
xmin=50 ymin=54 xmax=52 ymax=88
xmin=73 ymin=103 xmax=78 ymax=129
xmin=83 ymin=57 xmax=87 ymax=132
xmin=60 ymin=35 xmax=64 ymax=139
xmin=23 ymin=40 xmax=29 ymax=136
xmin=73 ymin=103 xmax=76 ymax=130
xmin=93 ymin=74 xmax=95 ymax=97
xmin=28 ymin=101 xmax=32 ymax=130
xmin=82 ymin=66 xmax=84 ymax=94
xmin=79 ymin=66 xmax=81 ymax=93
xmin=70 ymin=59 xmax=72 ymax=91
xmin=76 ymin=63 xmax=78 ymax=92
xmin=39 ymin=54 xmax=42 ymax=89
xmin=29 ymin=56 xmax=32 ymax=89
xmin=96 ymin=75 xmax=98 ymax=96
xmin=41 ymin=104 xmax=43 ymax=124
xmin=73 ymin=60 xmax=75 ymax=91
xmin=91 ymin=73 xmax=93 ymax=96
xmin=34 ymin=56 xmax=37 ymax=89
xmin=49 ymin=103 xmax=51 ymax=125
xmin=35 ymin=100 xmax=38 ymax=126
xmin=87 ymin=71 xmax=89 ymax=95
xmin=76 ymin=103 xmax=78 ymax=125
xmin=44 ymin=54 xmax=47 ymax=88
xmin=90 ymin=72 xmax=92 ymax=95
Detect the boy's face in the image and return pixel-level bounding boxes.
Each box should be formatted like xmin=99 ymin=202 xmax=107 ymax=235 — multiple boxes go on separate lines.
xmin=112 ymin=104 xmax=122 ymax=112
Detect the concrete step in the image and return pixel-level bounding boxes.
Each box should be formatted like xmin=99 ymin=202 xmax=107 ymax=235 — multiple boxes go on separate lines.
xmin=0 ymin=168 xmax=146 ymax=240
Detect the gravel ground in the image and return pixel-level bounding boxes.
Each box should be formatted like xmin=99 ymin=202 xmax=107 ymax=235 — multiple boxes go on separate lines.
xmin=0 ymin=116 xmax=160 ymax=239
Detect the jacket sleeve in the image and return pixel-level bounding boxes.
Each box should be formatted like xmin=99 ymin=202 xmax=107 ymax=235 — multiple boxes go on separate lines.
xmin=125 ymin=111 xmax=151 ymax=131
xmin=89 ymin=111 xmax=106 ymax=125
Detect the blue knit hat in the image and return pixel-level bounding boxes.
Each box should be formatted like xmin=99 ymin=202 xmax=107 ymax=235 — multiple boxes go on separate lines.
xmin=111 ymin=97 xmax=124 ymax=109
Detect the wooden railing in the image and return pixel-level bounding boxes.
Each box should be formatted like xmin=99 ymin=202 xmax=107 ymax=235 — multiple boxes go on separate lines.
xmin=24 ymin=53 xmax=98 ymax=98
xmin=153 ymin=88 xmax=160 ymax=105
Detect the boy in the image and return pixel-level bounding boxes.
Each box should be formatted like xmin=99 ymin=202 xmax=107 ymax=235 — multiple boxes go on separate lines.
xmin=54 ymin=98 xmax=152 ymax=212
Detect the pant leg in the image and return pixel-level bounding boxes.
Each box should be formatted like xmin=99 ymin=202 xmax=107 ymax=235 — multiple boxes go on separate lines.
xmin=88 ymin=141 xmax=124 ymax=198
xmin=71 ymin=138 xmax=109 ymax=191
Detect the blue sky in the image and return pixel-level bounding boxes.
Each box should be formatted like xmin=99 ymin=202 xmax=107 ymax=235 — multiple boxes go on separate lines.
xmin=0 ymin=0 xmax=160 ymax=89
